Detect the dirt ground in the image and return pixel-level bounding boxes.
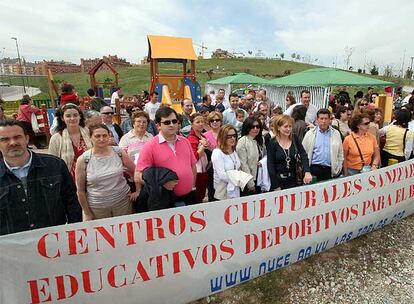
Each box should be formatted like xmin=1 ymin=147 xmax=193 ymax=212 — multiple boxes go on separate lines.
xmin=193 ymin=215 xmax=414 ymax=304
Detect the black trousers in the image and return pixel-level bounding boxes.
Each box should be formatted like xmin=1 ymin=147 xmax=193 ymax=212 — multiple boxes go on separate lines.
xmin=310 ymin=164 xmax=332 ymax=182
xmin=381 ymin=150 xmax=405 ymax=167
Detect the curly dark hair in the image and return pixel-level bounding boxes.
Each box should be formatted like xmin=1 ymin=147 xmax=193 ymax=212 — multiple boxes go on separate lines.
xmin=349 ymin=113 xmax=370 ymax=133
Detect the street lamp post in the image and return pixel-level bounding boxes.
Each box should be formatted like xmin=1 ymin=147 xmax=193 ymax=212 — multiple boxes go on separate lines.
xmin=11 ymin=37 xmax=26 ymax=93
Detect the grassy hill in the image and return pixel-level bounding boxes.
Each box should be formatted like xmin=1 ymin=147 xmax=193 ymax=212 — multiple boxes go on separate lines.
xmin=4 ymin=58 xmax=414 ymax=102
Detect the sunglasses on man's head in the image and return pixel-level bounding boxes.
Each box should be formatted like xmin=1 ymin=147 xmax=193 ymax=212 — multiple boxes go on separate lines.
xmin=160 ymin=119 xmax=178 ymax=125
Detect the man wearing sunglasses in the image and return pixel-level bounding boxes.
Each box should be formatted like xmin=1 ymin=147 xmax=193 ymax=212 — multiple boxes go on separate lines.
xmin=100 ymin=106 xmax=123 ymax=145
xmin=136 ymin=107 xmax=197 ymax=207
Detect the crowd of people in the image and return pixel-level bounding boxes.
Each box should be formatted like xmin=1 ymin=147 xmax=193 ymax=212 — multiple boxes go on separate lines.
xmin=1 ymin=84 xmax=414 ymax=236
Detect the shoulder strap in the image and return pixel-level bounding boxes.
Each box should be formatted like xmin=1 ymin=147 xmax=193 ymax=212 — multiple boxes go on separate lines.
xmin=403 ymin=129 xmax=408 ymax=150
xmin=84 ymin=149 xmax=92 ymax=164
xmin=112 ymin=146 xmax=123 ymax=158
xmin=351 ymin=134 xmax=365 ymax=166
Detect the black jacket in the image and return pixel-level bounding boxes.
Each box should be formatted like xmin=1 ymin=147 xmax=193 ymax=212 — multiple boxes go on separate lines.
xmin=0 ymin=152 xmax=82 ymax=236
xmin=136 ymin=167 xmax=178 ymax=212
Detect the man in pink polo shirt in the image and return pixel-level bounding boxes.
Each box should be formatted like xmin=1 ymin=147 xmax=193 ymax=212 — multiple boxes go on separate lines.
xmin=135 ymin=106 xmax=197 ymax=207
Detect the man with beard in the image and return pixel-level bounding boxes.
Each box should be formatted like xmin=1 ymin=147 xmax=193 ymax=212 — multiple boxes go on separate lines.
xmin=0 ymin=120 xmax=81 ymax=235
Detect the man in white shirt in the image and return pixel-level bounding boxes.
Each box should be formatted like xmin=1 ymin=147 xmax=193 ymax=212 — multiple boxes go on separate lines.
xmin=144 ymin=91 xmax=160 ymax=121
xmin=110 ymin=87 xmax=122 ymax=110
xmin=284 ymin=89 xmax=318 ymax=124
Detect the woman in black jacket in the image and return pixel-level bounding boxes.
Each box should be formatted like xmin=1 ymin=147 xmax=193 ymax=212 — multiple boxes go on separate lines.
xmin=267 ymin=115 xmax=312 ymax=190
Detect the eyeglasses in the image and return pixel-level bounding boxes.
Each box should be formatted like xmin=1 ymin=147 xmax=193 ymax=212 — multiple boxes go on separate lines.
xmin=226 ymin=133 xmax=237 ymax=139
xmin=361 ymin=121 xmax=370 ymax=125
xmin=102 ymin=112 xmax=113 ymax=115
xmin=360 ymin=103 xmax=368 ymax=106
xmin=160 ymin=119 xmax=179 ymax=125
xmin=210 ymin=119 xmax=221 ymax=123
xmin=251 ymin=125 xmax=260 ymax=129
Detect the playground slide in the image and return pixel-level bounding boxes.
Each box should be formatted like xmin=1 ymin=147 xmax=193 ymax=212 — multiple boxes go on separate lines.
xmin=161 ymin=85 xmax=181 ymax=113
xmin=184 ymin=85 xmax=192 ymax=100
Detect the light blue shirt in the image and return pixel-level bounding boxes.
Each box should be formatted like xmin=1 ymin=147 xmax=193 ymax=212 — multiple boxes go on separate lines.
xmin=4 ymin=151 xmax=33 ymax=191
xmin=223 ymin=108 xmax=247 ymax=127
xmin=312 ymin=127 xmax=331 ymax=167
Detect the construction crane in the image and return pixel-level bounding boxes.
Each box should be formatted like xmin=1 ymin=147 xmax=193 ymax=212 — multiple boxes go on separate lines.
xmin=193 ymin=42 xmax=208 ymax=58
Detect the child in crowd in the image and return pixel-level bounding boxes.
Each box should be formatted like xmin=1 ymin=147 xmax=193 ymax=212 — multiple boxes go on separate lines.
xmin=235 ymin=109 xmax=245 ymax=138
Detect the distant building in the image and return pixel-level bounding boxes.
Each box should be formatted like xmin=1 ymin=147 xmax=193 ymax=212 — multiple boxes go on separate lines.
xmin=211 ymin=49 xmax=235 ymax=59
xmin=80 ymin=55 xmax=131 ymax=72
xmin=35 ymin=60 xmax=81 ymax=75
xmin=0 ymin=57 xmax=36 ymax=75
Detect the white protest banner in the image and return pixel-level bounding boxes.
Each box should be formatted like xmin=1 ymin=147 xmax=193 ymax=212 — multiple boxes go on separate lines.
xmin=1 ymin=160 xmax=414 ymax=304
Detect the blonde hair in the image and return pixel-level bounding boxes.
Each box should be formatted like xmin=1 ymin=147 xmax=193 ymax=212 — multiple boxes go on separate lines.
xmin=217 ymin=124 xmax=237 ymax=153
xmin=207 ymin=111 xmax=223 ymax=123
xmin=271 ymin=115 xmax=294 ymax=140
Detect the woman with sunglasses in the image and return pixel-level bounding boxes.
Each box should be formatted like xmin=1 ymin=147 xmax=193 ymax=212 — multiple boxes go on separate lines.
xmin=343 ymin=113 xmax=380 ymax=176
xmin=48 ymin=103 xmax=92 ymax=180
xmin=353 ymin=98 xmax=369 ymax=116
xmin=236 ymin=116 xmax=266 ymax=195
xmin=211 ymin=125 xmax=242 ymax=199
xmin=203 ymin=112 xmax=223 ymax=200
xmin=187 ymin=113 xmax=209 ymax=203
xmin=267 ymin=115 xmax=312 ymax=190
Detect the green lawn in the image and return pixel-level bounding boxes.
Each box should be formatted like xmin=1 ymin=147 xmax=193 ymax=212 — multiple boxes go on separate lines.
xmin=3 ymin=58 xmax=414 ymax=105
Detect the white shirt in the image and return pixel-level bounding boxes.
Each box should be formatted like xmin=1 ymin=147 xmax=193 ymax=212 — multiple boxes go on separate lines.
xmin=144 ymin=102 xmax=161 ymax=121
xmin=110 ymin=91 xmax=119 ymax=107
xmin=284 ymin=103 xmax=318 ymax=124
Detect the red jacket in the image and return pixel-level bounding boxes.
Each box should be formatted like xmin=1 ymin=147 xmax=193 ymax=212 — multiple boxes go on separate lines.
xmin=60 ymin=93 xmax=79 ymax=106
xmin=17 ymin=104 xmax=40 ymax=122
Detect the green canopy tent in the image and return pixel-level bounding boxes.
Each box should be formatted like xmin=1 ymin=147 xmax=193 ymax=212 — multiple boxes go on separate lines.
xmin=205 ymin=73 xmax=269 ymax=101
xmin=264 ymin=68 xmax=394 ymax=110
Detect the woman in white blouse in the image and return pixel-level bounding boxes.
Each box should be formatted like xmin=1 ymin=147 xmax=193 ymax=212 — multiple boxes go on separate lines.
xmin=211 ymin=124 xmax=241 ymax=200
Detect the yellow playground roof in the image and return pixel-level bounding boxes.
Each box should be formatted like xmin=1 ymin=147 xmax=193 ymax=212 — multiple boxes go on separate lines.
xmin=147 ymin=35 xmax=198 ymax=61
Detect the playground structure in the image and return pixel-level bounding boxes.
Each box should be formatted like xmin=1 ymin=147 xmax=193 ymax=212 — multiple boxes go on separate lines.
xmin=147 ymin=35 xmax=202 ymax=113
xmin=89 ymin=58 xmax=119 ymax=99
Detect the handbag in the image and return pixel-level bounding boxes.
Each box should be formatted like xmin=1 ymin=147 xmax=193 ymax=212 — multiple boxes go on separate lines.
xmin=292 ymin=136 xmax=304 ymax=186
xmin=31 ymin=113 xmax=41 ymax=134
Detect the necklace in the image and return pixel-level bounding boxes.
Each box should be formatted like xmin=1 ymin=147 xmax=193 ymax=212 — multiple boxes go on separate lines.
xmin=282 ymin=146 xmax=291 ymax=169
xmin=228 ymin=152 xmax=237 ymax=169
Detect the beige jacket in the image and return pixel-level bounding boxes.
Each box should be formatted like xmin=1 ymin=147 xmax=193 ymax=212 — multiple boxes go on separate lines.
xmin=236 ymin=135 xmax=265 ymax=189
xmin=302 ymin=126 xmax=344 ymax=177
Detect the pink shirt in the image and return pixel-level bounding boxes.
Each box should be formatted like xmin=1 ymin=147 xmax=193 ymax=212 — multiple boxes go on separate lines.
xmin=136 ymin=134 xmax=196 ymax=196
xmin=203 ymin=130 xmax=218 ymax=150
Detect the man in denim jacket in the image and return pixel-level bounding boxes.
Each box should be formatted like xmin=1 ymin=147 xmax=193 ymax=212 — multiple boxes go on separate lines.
xmin=0 ymin=120 xmax=81 ymax=236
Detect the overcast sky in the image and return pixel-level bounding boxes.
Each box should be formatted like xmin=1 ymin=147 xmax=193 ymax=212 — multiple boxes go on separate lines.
xmin=1 ymin=0 xmax=414 ymax=74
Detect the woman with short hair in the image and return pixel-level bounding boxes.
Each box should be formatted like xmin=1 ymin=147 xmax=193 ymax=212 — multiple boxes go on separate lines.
xmin=187 ymin=113 xmax=209 ymax=203
xmin=16 ymin=94 xmax=41 ymax=148
xmin=119 ymin=110 xmax=153 ymax=165
xmin=203 ymin=112 xmax=223 ymax=201
xmin=48 ymin=103 xmax=92 ymax=179
xmin=75 ymin=124 xmax=137 ymax=221
xmin=332 ymin=106 xmax=351 ymax=139
xmin=343 ymin=113 xmax=380 ymax=175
